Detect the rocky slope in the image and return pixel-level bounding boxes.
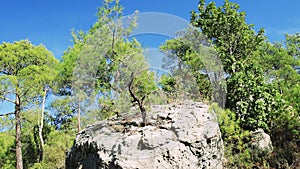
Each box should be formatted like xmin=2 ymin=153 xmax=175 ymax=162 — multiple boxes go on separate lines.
xmin=66 ymin=101 xmax=224 ymax=169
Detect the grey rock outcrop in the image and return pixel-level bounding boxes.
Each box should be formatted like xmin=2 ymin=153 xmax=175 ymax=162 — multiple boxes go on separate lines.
xmin=66 ymin=101 xmax=224 ymax=169
xmin=249 ymin=128 xmax=273 ymax=157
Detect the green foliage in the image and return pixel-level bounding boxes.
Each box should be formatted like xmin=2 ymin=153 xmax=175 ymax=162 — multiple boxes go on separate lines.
xmin=284 ymin=84 xmax=300 ymax=112
xmin=192 ymin=1 xmax=300 ymax=167
xmin=210 ymin=103 xmax=240 ymax=140
xmin=191 ymin=0 xmax=264 ymax=74
xmin=55 ymin=39 xmax=84 ymax=95
xmin=131 ymin=71 xmax=157 ymax=101
xmin=253 ymin=40 xmax=300 ymax=168
xmin=211 ymin=103 xmax=274 ymax=168
xmin=83 ymin=37 xmax=159 ymax=123
xmin=267 ymin=97 xmax=300 ymax=168
xmin=0 ymin=40 xmax=58 ymax=169
xmin=225 ymin=52 xmax=300 ymax=167
xmin=255 ymin=40 xmax=300 ymax=113
xmin=41 ymin=130 xmax=75 ymax=169
xmin=286 ymin=33 xmax=300 ymax=60
xmin=49 ymin=97 xmax=77 ymax=130
xmin=160 ymin=28 xmax=213 ymax=101
xmin=23 ymin=109 xmax=75 ymax=169
xmin=0 ymin=109 xmax=59 ymax=169
xmin=0 ymin=131 xmax=15 ymax=169
xmin=56 ymin=0 xmax=139 ymax=127
xmin=29 ymin=130 xmax=75 ymax=169
xmin=159 ymin=74 xmax=177 ymax=101
xmin=210 ymin=104 xmax=255 ymax=168
xmin=226 ymin=65 xmax=279 ymax=131
xmin=255 ymin=41 xmax=299 ymax=83
xmin=0 ymin=40 xmax=58 ymax=100
xmin=111 ymin=39 xmax=159 ymax=124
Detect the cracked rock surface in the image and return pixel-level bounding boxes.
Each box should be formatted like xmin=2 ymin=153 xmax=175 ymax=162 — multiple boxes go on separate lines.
xmin=66 ymin=101 xmax=224 ymax=169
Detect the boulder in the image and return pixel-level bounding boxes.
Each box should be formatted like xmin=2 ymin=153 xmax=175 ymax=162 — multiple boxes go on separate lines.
xmin=66 ymin=101 xmax=224 ymax=169
xmin=249 ymin=128 xmax=273 ymax=157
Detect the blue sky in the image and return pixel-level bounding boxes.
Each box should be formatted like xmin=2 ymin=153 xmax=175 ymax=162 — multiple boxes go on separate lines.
xmin=1 ymin=0 xmax=300 ymax=58
xmin=1 ymin=0 xmax=300 ymax=114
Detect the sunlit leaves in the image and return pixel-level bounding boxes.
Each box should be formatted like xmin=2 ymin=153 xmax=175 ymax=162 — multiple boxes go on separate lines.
xmin=0 ymin=40 xmax=58 ymax=101
xmin=191 ymin=0 xmax=264 ymax=74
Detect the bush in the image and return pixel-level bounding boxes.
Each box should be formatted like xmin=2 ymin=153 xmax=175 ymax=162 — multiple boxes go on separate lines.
xmin=210 ymin=103 xmax=270 ymax=168
xmin=226 ymin=65 xmax=279 ymax=132
xmin=211 ymin=100 xmax=300 ymax=168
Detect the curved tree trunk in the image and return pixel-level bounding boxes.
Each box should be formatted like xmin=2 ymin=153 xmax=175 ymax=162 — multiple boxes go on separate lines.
xmin=128 ymin=73 xmax=147 ymax=125
xmin=15 ymin=94 xmax=23 ymax=169
xmin=38 ymin=88 xmax=47 ymax=162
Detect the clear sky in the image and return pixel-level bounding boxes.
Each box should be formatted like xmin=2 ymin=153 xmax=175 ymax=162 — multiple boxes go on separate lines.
xmin=1 ymin=0 xmax=300 ymax=58
xmin=0 ymin=0 xmax=300 ymax=114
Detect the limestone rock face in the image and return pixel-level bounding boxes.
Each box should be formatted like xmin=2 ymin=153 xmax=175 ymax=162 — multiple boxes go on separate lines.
xmin=66 ymin=101 xmax=224 ymax=169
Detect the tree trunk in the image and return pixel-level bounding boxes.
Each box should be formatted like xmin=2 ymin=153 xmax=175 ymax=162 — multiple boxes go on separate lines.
xmin=38 ymin=88 xmax=47 ymax=162
xmin=15 ymin=94 xmax=23 ymax=169
xmin=128 ymin=73 xmax=148 ymax=126
xmin=77 ymin=101 xmax=81 ymax=132
xmin=140 ymin=106 xmax=146 ymax=126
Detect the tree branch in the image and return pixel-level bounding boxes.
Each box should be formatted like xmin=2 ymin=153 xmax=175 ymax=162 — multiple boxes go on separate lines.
xmin=0 ymin=90 xmax=16 ymax=95
xmin=128 ymin=72 xmax=140 ymax=104
xmin=0 ymin=112 xmax=15 ymax=117
xmin=0 ymin=96 xmax=15 ymax=104
xmin=20 ymin=86 xmax=33 ymax=98
xmin=128 ymin=72 xmax=147 ymax=125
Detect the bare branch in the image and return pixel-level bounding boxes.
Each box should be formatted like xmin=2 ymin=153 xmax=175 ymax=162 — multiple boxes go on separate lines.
xmin=20 ymin=85 xmax=34 ymax=98
xmin=0 ymin=96 xmax=15 ymax=104
xmin=0 ymin=112 xmax=15 ymax=117
xmin=141 ymin=95 xmax=147 ymax=105
xmin=0 ymin=90 xmax=16 ymax=95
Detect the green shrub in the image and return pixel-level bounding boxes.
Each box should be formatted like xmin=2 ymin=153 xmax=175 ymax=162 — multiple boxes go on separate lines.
xmin=210 ymin=103 xmax=270 ymax=168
